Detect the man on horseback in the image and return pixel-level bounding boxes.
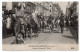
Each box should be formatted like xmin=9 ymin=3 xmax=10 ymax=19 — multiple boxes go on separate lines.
xmin=14 ymin=3 xmax=25 ymax=44
xmin=59 ymin=14 xmax=64 ymax=33
xmin=47 ymin=15 xmax=53 ymax=33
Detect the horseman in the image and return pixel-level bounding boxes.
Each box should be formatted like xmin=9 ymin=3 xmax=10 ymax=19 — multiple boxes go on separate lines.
xmin=39 ymin=13 xmax=45 ymax=31
xmin=15 ymin=2 xmax=26 ymax=31
xmin=65 ymin=17 xmax=69 ymax=31
xmin=47 ymin=15 xmax=53 ymax=31
xmin=37 ymin=14 xmax=42 ymax=32
xmin=14 ymin=3 xmax=25 ymax=44
xmin=59 ymin=14 xmax=64 ymax=33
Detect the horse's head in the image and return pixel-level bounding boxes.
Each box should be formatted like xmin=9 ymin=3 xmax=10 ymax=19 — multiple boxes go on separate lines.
xmin=6 ymin=15 xmax=12 ymax=29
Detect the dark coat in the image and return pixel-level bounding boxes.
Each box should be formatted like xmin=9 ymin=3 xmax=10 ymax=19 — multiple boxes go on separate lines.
xmin=59 ymin=19 xmax=64 ymax=27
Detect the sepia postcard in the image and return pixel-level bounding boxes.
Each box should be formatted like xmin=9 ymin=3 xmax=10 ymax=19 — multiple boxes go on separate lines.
xmin=2 ymin=1 xmax=79 ymax=51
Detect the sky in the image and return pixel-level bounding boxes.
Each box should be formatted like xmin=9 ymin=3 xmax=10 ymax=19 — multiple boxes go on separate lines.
xmin=2 ymin=2 xmax=73 ymax=14
xmin=56 ymin=2 xmax=73 ymax=14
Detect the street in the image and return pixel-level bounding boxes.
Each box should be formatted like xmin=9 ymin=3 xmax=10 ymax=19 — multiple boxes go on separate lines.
xmin=2 ymin=2 xmax=78 ymax=51
xmin=2 ymin=27 xmax=77 ymax=44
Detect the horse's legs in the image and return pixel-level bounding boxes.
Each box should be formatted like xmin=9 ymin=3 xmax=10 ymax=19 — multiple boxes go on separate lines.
xmin=51 ymin=24 xmax=53 ymax=32
xmin=12 ymin=27 xmax=15 ymax=36
xmin=35 ymin=26 xmax=39 ymax=37
xmin=15 ymin=33 xmax=18 ymax=44
xmin=28 ymin=27 xmax=32 ymax=39
xmin=14 ymin=26 xmax=19 ymax=44
xmin=58 ymin=24 xmax=60 ymax=32
xmin=14 ymin=22 xmax=20 ymax=44
xmin=20 ymin=23 xmax=26 ymax=39
xmin=24 ymin=25 xmax=27 ymax=39
xmin=20 ymin=32 xmax=24 ymax=39
xmin=50 ymin=25 xmax=52 ymax=33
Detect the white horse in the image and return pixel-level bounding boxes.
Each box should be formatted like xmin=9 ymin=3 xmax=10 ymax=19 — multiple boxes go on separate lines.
xmin=6 ymin=15 xmax=11 ymax=29
xmin=52 ymin=18 xmax=60 ymax=32
xmin=57 ymin=19 xmax=60 ymax=31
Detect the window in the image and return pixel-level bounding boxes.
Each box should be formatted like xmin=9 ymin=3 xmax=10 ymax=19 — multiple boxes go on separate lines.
xmin=50 ymin=10 xmax=51 ymax=12
xmin=50 ymin=5 xmax=51 ymax=7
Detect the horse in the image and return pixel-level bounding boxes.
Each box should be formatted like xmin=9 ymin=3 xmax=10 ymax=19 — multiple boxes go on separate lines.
xmin=40 ymin=20 xmax=44 ymax=31
xmin=55 ymin=18 xmax=60 ymax=31
xmin=6 ymin=14 xmax=26 ymax=44
xmin=44 ymin=20 xmax=47 ymax=30
xmin=47 ymin=17 xmax=53 ymax=33
xmin=14 ymin=16 xmax=22 ymax=44
xmin=39 ymin=16 xmax=45 ymax=32
xmin=30 ymin=17 xmax=39 ymax=38
xmin=37 ymin=14 xmax=44 ymax=32
xmin=23 ymin=14 xmax=39 ymax=39
xmin=13 ymin=15 xmax=31 ymax=44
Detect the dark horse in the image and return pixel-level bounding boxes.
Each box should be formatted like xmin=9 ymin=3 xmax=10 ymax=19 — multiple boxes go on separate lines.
xmin=14 ymin=16 xmax=22 ymax=44
xmin=37 ymin=14 xmax=45 ymax=32
xmin=47 ymin=16 xmax=53 ymax=32
xmin=9 ymin=15 xmax=25 ymax=44
xmin=24 ymin=15 xmax=39 ymax=39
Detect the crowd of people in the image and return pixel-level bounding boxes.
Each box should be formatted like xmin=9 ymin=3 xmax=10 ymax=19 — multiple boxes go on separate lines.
xmin=2 ymin=4 xmax=70 ymax=44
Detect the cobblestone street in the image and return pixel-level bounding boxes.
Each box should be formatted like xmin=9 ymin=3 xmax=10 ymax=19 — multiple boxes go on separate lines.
xmin=2 ymin=27 xmax=77 ymax=44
